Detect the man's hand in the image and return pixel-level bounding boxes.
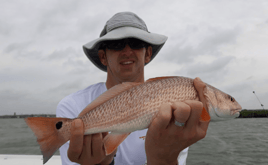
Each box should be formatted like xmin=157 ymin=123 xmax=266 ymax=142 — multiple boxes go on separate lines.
xmin=67 ymin=119 xmax=116 ymax=165
xmin=145 ymin=77 xmax=210 ymax=165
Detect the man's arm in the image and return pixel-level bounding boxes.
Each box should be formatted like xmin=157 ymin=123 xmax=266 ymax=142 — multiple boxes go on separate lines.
xmin=145 ymin=77 xmax=210 ymax=165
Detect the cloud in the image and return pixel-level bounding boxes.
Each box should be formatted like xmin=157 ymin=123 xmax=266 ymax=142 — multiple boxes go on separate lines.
xmin=2 ymin=42 xmax=44 ymax=62
xmin=3 ymin=42 xmax=30 ymax=54
xmin=0 ymin=20 xmax=11 ymax=36
xmin=0 ymin=89 xmax=58 ymax=115
xmin=44 ymin=47 xmax=80 ymax=61
xmin=47 ymin=80 xmax=85 ymax=97
xmin=246 ymin=76 xmax=254 ymax=80
xmin=158 ymin=25 xmax=240 ymax=64
xmin=170 ymin=56 xmax=234 ymax=85
xmin=222 ymin=81 xmax=254 ymax=95
xmin=0 ymin=90 xmax=28 ymax=102
xmin=218 ymin=77 xmax=268 ymax=110
xmin=186 ymin=56 xmax=234 ymax=75
xmin=0 ymin=0 xmax=268 ymax=115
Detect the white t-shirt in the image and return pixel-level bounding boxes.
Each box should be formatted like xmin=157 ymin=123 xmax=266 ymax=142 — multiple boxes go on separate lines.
xmin=56 ymin=82 xmax=189 ymax=165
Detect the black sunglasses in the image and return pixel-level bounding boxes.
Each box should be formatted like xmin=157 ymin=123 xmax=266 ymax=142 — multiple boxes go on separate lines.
xmin=100 ymin=38 xmax=148 ymax=50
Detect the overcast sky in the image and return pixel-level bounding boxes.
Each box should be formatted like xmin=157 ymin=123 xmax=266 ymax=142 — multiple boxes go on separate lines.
xmin=1 ymin=0 xmax=268 ymax=115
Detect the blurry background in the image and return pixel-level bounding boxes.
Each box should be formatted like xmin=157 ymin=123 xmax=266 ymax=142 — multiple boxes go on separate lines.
xmin=1 ymin=1 xmax=268 ymax=164
xmin=0 ymin=0 xmax=267 ymax=115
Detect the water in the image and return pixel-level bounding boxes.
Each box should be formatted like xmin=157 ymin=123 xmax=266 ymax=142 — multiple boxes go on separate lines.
xmin=0 ymin=118 xmax=267 ymax=165
xmin=0 ymin=118 xmax=59 ymax=155
xmin=187 ymin=118 xmax=268 ymax=165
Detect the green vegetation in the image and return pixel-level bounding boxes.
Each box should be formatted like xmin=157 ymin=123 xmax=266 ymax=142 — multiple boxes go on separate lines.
xmin=238 ymin=109 xmax=268 ymax=118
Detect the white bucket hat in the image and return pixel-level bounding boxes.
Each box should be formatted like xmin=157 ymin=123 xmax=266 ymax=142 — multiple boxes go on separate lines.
xmin=83 ymin=11 xmax=168 ymax=72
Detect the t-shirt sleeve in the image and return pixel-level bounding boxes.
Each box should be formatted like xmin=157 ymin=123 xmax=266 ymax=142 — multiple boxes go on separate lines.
xmin=178 ymin=147 xmax=189 ymax=165
xmin=56 ymin=97 xmax=80 ymax=165
xmin=56 ymin=97 xmax=79 ymax=119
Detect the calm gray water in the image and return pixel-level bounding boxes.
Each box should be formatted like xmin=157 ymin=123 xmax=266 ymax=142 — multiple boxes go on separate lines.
xmin=0 ymin=118 xmax=267 ymax=165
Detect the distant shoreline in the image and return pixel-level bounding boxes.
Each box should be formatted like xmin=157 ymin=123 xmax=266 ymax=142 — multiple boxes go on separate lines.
xmin=1 ymin=109 xmax=267 ymax=119
xmin=0 ymin=114 xmax=56 ymax=119
xmin=238 ymin=109 xmax=268 ymax=118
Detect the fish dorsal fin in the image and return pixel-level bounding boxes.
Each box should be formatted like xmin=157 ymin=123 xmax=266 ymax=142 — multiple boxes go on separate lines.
xmin=78 ymin=82 xmax=142 ymax=117
xmin=146 ymin=76 xmax=177 ymax=83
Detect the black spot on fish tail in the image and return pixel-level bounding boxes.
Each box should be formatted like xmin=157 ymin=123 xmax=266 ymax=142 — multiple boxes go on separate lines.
xmin=56 ymin=121 xmax=63 ymax=130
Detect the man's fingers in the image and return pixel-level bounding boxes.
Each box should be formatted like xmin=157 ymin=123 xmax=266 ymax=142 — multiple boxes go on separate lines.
xmin=151 ymin=103 xmax=172 ymax=130
xmin=184 ymin=100 xmax=203 ymax=129
xmin=102 ymin=132 xmax=109 ymax=138
xmin=171 ymin=102 xmax=191 ymax=124
xmin=91 ymin=133 xmax=105 ymax=159
xmin=68 ymin=119 xmax=84 ymax=162
xmin=77 ymin=134 xmax=92 ymax=164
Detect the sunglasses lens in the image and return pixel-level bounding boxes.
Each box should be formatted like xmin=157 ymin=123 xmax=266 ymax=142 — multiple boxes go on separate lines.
xmin=106 ymin=39 xmax=125 ymax=50
xmin=105 ymin=38 xmax=147 ymax=50
xmin=128 ymin=38 xmax=147 ymax=49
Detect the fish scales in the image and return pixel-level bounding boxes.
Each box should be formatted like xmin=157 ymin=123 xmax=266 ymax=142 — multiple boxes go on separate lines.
xmin=24 ymin=76 xmax=242 ymax=164
xmin=80 ymin=77 xmax=199 ymax=134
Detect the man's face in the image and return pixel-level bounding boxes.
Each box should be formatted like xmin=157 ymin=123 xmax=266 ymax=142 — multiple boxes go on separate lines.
xmin=99 ymin=43 xmax=152 ymax=83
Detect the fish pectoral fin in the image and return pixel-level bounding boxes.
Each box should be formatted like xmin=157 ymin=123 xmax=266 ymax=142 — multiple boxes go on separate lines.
xmin=201 ymin=107 xmax=211 ymax=122
xmin=103 ymin=132 xmax=130 ymax=155
xmin=193 ymin=77 xmax=211 ymax=122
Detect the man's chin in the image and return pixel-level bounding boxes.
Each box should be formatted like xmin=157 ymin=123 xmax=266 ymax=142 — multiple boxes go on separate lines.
xmin=120 ymin=73 xmax=135 ymax=81
xmin=119 ymin=71 xmax=141 ymax=82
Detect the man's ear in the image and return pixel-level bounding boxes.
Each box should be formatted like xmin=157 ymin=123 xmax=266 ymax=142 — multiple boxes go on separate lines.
xmin=145 ymin=46 xmax=152 ymax=64
xmin=98 ymin=50 xmax=108 ymax=66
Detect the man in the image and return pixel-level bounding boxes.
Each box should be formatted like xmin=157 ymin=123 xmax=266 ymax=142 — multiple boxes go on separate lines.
xmin=56 ymin=12 xmax=210 ymax=165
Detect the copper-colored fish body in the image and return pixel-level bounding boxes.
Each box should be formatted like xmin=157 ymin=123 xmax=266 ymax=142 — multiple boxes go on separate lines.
xmin=80 ymin=76 xmax=241 ymax=134
xmin=80 ymin=76 xmax=199 ymax=135
xmin=25 ymin=76 xmax=242 ymax=164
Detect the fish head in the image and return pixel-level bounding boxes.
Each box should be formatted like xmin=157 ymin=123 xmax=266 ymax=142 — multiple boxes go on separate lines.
xmin=204 ymin=85 xmax=242 ymax=120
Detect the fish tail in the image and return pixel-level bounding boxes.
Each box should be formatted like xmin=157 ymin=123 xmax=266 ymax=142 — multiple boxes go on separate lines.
xmin=25 ymin=117 xmax=72 ymax=164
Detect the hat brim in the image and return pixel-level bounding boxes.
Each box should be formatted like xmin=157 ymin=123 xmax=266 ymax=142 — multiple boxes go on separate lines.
xmin=83 ymin=27 xmax=168 ymax=72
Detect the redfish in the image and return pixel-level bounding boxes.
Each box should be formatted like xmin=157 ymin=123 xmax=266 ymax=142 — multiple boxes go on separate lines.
xmin=25 ymin=76 xmax=242 ymax=164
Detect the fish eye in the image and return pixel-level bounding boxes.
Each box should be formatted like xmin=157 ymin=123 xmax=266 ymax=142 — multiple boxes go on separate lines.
xmin=56 ymin=121 xmax=63 ymax=130
xmin=229 ymin=95 xmax=235 ymax=102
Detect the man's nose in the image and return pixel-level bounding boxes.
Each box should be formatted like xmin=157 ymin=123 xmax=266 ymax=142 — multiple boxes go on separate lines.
xmin=121 ymin=44 xmax=133 ymax=55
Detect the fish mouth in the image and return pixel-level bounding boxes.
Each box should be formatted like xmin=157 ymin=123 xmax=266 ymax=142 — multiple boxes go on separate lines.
xmin=212 ymin=107 xmax=242 ymax=119
xmin=231 ymin=108 xmax=242 ymax=116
